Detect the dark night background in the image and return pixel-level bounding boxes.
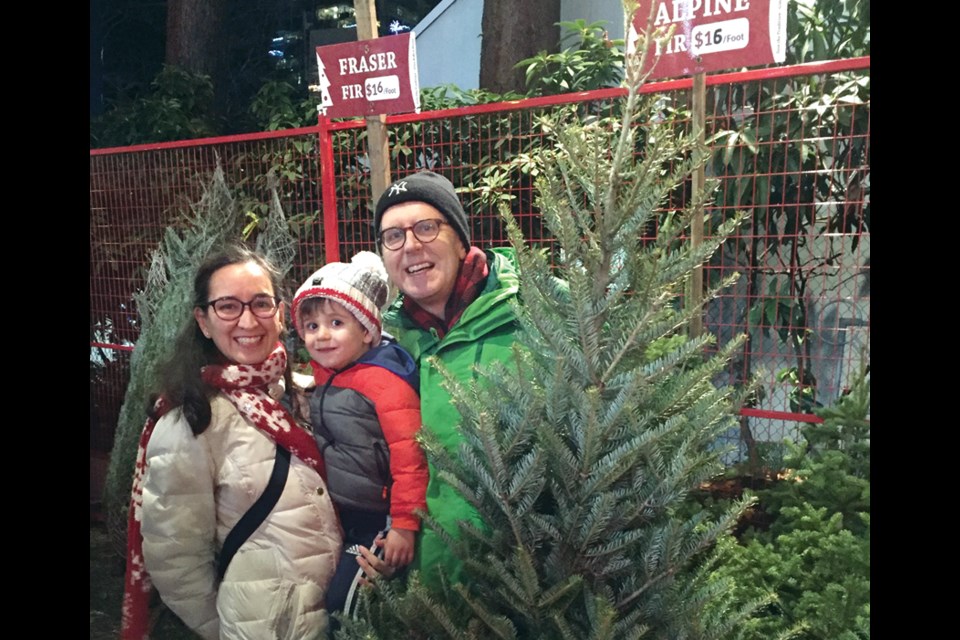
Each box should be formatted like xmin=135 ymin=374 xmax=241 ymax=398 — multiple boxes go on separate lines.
xmin=90 ymin=1 xmax=441 ymax=123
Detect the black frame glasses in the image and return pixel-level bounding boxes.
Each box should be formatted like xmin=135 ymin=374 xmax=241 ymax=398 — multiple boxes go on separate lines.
xmin=203 ymin=295 xmax=281 ymax=321
xmin=379 ymin=219 xmax=450 ymax=250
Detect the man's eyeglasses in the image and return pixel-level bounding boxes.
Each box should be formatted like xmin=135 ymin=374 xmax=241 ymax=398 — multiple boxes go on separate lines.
xmin=379 ymin=219 xmax=450 ymax=251
xmin=203 ymin=295 xmax=281 ymax=321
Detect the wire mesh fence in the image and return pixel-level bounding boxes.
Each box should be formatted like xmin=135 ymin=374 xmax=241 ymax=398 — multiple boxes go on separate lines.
xmin=90 ymin=58 xmax=869 ymax=467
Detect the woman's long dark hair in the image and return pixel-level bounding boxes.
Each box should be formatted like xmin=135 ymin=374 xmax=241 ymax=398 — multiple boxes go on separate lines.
xmin=147 ymin=244 xmax=289 ymax=435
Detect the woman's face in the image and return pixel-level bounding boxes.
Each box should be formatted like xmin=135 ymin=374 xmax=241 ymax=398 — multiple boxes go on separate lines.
xmin=380 ymin=201 xmax=467 ymax=319
xmin=194 ymin=261 xmax=284 ymax=365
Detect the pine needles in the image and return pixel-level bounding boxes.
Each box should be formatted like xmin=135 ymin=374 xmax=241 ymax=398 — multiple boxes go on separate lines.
xmin=335 ymin=4 xmax=757 ymax=638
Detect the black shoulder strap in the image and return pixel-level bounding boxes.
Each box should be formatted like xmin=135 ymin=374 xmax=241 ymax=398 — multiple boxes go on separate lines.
xmin=217 ymin=445 xmax=291 ymax=581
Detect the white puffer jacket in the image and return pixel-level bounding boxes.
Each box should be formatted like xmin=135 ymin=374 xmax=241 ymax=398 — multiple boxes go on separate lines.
xmin=140 ymin=393 xmax=343 ymax=640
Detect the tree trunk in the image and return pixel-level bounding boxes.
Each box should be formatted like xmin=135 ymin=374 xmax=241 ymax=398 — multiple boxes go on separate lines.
xmin=479 ymin=0 xmax=561 ymax=95
xmin=166 ymin=0 xmax=228 ymax=115
xmin=165 ymin=0 xmax=227 ymax=74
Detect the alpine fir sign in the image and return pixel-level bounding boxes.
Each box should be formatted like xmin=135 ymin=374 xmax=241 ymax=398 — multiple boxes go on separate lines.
xmin=629 ymin=0 xmax=787 ymax=80
xmin=315 ymin=32 xmax=420 ymax=119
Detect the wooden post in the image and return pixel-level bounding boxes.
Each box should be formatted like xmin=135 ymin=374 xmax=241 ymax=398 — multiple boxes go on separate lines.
xmin=354 ymin=0 xmax=392 ymax=201
xmin=688 ymin=71 xmax=706 ymax=339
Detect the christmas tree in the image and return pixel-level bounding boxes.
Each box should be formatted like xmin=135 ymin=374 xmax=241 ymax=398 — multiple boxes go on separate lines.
xmin=103 ymin=161 xmax=297 ymax=557
xmin=335 ymin=4 xmax=758 ymax=639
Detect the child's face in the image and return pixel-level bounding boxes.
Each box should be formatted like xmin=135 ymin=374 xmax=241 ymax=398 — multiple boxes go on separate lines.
xmin=299 ymin=298 xmax=373 ymax=371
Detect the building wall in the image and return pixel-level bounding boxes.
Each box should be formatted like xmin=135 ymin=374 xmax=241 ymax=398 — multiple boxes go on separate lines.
xmin=414 ymin=0 xmax=484 ymax=90
xmin=413 ymin=0 xmax=624 ymax=91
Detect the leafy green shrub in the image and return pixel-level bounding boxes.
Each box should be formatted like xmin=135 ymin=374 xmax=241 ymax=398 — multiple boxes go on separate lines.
xmin=90 ymin=65 xmax=219 ymax=147
xmin=249 ymin=79 xmax=319 ymax=131
xmin=517 ymin=20 xmax=625 ymax=95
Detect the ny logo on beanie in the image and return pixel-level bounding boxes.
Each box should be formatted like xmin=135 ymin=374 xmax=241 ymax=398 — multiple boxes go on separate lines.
xmin=387 ymin=181 xmax=408 ymax=197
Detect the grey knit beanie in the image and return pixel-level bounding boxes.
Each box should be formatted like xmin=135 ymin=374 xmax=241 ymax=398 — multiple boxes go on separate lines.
xmin=374 ymin=170 xmax=471 ymax=249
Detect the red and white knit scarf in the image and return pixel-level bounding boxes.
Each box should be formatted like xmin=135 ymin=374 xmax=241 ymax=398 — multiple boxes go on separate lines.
xmin=120 ymin=342 xmax=325 ymax=640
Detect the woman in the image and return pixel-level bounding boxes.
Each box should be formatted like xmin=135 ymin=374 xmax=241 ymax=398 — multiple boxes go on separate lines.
xmin=121 ymin=245 xmax=342 ymax=640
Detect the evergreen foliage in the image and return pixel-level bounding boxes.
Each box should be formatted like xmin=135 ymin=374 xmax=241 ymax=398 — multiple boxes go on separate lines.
xmin=333 ymin=6 xmax=759 ymax=638
xmin=703 ymin=359 xmax=870 ymax=640
xmin=102 ymin=161 xmax=297 ymax=556
xmin=90 ymin=65 xmax=220 ymax=148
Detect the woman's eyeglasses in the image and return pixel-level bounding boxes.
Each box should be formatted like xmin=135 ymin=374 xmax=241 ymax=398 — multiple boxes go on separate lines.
xmin=203 ymin=295 xmax=281 ymax=321
xmin=379 ymin=219 xmax=449 ymax=251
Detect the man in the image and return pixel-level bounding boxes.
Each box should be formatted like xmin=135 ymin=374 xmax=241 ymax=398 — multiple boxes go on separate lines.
xmin=373 ymin=170 xmax=522 ymax=589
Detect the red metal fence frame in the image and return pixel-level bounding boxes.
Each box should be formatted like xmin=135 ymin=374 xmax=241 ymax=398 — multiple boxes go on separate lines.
xmin=91 ymin=57 xmax=870 ymax=461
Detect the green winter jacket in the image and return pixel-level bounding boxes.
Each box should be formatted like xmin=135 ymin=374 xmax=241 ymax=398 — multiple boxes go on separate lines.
xmin=383 ymin=247 xmax=521 ymax=590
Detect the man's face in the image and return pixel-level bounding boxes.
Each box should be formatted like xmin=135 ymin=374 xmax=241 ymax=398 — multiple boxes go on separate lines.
xmin=379 ymin=201 xmax=466 ymax=319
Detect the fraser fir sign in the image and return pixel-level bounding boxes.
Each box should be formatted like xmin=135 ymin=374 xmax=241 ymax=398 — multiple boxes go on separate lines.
xmin=315 ymin=32 xmax=420 ymax=118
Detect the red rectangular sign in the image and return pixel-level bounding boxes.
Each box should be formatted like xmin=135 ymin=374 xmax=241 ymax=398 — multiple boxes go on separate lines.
xmin=629 ymin=0 xmax=787 ymax=80
xmin=315 ymin=32 xmax=420 ymax=118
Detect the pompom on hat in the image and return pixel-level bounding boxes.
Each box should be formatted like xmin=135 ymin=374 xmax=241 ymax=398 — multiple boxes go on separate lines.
xmin=374 ymin=170 xmax=471 ymax=250
xmin=291 ymin=251 xmax=394 ymax=343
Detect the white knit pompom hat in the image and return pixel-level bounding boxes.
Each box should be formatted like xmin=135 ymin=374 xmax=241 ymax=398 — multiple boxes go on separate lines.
xmin=291 ymin=251 xmax=395 ymax=342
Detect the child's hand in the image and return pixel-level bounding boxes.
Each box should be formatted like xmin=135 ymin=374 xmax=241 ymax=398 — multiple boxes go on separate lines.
xmin=383 ymin=528 xmax=416 ymax=567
